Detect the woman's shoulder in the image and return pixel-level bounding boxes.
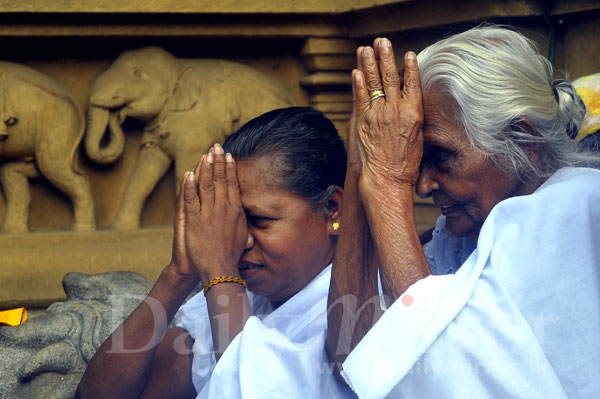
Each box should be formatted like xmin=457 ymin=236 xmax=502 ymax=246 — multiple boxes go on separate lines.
xmin=540 ymin=167 xmax=600 ymax=190
xmin=478 ymin=166 xmax=600 ymax=259
xmin=503 ymin=167 xmax=600 ymax=217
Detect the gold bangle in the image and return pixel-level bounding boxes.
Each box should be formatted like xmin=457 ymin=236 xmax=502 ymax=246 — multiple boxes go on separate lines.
xmin=204 ymin=275 xmax=247 ymax=294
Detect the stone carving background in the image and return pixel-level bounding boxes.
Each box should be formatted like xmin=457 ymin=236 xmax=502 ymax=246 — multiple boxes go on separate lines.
xmin=0 ymin=37 xmax=310 ymax=307
xmin=87 ymin=46 xmax=295 ymax=230
xmin=0 ymin=38 xmax=307 ymax=232
xmin=0 ymin=271 xmax=175 ymax=399
xmin=0 ymin=61 xmax=95 ymax=234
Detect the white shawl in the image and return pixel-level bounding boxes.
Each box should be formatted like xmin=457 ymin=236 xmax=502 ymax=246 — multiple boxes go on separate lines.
xmin=342 ymin=167 xmax=600 ymax=399
xmin=176 ymin=265 xmax=353 ymax=399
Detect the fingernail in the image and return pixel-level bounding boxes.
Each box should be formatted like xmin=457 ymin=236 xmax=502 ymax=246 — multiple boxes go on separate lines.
xmin=406 ymin=51 xmax=416 ymax=60
xmin=226 ymin=153 xmax=234 ymax=163
xmin=188 ymin=171 xmax=195 ymax=181
xmin=364 ymin=47 xmax=373 ymax=56
xmin=207 ymin=152 xmax=214 ymax=164
xmin=381 ymin=38 xmax=391 ymax=48
xmin=213 ymin=143 xmax=224 ymax=154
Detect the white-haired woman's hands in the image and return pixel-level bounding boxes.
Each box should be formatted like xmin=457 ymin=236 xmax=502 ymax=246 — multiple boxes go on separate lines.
xmin=341 ymin=38 xmax=431 ymax=312
xmin=352 ymin=38 xmax=424 ymax=197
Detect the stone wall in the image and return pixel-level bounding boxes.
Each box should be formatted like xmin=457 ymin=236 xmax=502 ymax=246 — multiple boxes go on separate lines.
xmin=1 ymin=0 xmax=599 ymax=308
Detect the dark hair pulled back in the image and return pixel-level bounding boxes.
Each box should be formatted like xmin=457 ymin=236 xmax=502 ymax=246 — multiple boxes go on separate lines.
xmin=223 ymin=107 xmax=347 ymax=210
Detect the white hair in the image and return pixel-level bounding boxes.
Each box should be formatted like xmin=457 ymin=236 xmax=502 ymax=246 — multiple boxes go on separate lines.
xmin=417 ymin=24 xmax=599 ymax=177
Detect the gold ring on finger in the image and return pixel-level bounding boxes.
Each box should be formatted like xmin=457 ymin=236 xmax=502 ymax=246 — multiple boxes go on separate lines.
xmin=369 ymin=89 xmax=386 ymax=102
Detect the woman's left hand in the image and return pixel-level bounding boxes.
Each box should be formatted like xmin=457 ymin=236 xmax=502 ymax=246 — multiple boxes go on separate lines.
xmin=182 ymin=144 xmax=248 ymax=284
xmin=353 ymin=38 xmax=424 ymax=194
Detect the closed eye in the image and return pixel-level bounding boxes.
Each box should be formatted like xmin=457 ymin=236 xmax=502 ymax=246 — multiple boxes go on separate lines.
xmin=247 ymin=215 xmax=275 ymax=228
xmin=427 ymin=147 xmax=453 ymax=172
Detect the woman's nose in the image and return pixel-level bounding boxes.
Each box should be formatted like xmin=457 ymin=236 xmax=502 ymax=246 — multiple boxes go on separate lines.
xmin=245 ymin=232 xmax=255 ymax=249
xmin=415 ymin=165 xmax=439 ymax=198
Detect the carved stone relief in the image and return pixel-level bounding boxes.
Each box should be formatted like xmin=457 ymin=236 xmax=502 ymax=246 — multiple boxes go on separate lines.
xmin=0 ymin=47 xmax=296 ymax=233
xmin=0 ymin=271 xmax=161 ymax=399
xmin=0 ymin=62 xmax=96 ymax=233
xmin=86 ymin=46 xmax=295 ymax=229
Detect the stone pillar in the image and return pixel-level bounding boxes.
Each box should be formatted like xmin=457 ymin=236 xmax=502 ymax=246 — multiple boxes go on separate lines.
xmin=300 ymin=37 xmax=357 ymax=136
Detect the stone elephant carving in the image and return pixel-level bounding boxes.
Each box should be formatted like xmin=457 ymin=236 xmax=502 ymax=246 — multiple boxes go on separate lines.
xmin=0 ymin=62 xmax=99 ymax=233
xmin=85 ymin=46 xmax=295 ymax=229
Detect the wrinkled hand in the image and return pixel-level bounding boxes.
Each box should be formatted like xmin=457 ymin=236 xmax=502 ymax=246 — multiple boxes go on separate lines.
xmin=181 ymin=145 xmax=248 ymax=284
xmin=353 ymin=38 xmax=424 ymax=195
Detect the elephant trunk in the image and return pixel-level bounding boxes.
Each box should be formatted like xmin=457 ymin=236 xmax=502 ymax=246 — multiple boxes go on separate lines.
xmin=84 ymin=105 xmax=125 ymax=164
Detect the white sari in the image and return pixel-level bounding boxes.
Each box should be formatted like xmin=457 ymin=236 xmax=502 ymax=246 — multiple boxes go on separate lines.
xmin=342 ymin=167 xmax=600 ymax=399
xmin=175 ymin=265 xmax=353 ymax=399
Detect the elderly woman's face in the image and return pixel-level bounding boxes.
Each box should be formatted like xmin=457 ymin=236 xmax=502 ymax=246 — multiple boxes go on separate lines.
xmin=416 ymin=92 xmax=531 ymax=240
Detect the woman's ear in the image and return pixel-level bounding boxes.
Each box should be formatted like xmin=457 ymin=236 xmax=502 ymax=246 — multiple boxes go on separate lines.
xmin=512 ymin=117 xmax=542 ymax=166
xmin=324 ymin=185 xmax=344 ymax=236
xmin=518 ymin=118 xmax=538 ymax=137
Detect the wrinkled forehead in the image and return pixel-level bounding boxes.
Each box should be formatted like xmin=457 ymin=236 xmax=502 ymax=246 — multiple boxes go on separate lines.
xmin=422 ymin=84 xmax=459 ymax=117
xmin=422 ymin=90 xmax=464 ymax=142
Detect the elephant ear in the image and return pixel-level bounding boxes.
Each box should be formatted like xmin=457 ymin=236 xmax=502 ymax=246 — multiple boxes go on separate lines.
xmin=0 ymin=77 xmax=19 ymax=129
xmin=217 ymin=65 xmax=241 ymax=131
xmin=170 ymin=66 xmax=201 ymax=112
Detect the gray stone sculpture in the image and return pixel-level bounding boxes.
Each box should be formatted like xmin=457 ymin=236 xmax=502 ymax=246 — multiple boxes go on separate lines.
xmin=85 ymin=46 xmax=295 ymax=229
xmin=0 ymin=271 xmax=155 ymax=399
xmin=0 ymin=62 xmax=100 ymax=233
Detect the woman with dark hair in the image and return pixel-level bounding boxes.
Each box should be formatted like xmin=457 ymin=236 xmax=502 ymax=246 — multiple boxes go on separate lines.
xmin=327 ymin=26 xmax=600 ymax=398
xmin=77 ymin=107 xmax=352 ymax=398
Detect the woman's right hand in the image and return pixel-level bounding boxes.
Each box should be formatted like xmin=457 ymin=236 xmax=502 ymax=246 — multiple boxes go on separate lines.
xmin=182 ymin=145 xmax=248 ymax=285
xmin=353 ymin=38 xmax=424 ymax=195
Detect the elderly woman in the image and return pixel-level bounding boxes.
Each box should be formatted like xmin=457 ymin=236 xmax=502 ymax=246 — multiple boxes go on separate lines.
xmin=327 ymin=26 xmax=600 ymax=398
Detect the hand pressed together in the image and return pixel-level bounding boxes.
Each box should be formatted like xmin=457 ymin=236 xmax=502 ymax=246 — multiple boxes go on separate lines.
xmin=169 ymin=144 xmax=248 ymax=286
xmin=352 ymin=38 xmax=424 ymax=194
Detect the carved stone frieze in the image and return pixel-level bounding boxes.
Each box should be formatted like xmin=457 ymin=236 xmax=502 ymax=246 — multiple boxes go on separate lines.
xmin=0 ymin=48 xmax=297 ymax=233
xmin=0 ymin=62 xmax=95 ymax=233
xmin=86 ymin=46 xmax=295 ymax=229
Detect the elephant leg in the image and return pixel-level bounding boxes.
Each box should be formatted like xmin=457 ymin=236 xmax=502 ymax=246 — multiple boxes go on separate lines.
xmin=111 ymin=145 xmax=171 ymax=230
xmin=37 ymin=156 xmax=96 ymax=232
xmin=0 ymin=161 xmax=39 ymax=233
